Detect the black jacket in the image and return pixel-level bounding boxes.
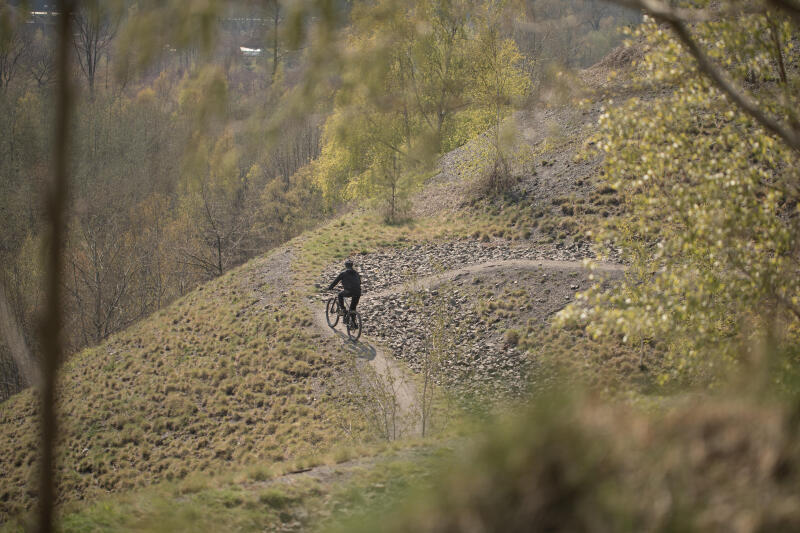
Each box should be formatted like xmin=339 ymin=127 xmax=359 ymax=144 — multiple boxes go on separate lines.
xmin=329 ymin=268 xmax=361 ymax=294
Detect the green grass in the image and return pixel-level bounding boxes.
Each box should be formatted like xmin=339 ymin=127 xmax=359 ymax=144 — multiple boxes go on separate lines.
xmin=50 ymin=480 xmax=310 ymax=533
xmin=293 ymin=212 xmax=461 ymax=289
xmin=0 ymin=441 xmax=442 ymax=533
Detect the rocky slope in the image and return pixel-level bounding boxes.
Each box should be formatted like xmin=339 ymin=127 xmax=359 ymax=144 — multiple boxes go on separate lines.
xmin=315 ymin=239 xmax=623 ymax=401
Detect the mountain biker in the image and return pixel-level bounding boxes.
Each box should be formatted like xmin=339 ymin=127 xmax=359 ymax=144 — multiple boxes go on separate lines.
xmin=328 ymin=259 xmax=361 ymax=325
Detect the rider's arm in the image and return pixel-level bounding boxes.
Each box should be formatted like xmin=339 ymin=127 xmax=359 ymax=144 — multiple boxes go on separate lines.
xmin=328 ymin=273 xmax=342 ymax=291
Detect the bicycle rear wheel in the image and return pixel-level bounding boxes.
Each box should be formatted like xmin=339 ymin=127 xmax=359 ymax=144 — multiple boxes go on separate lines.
xmin=326 ymin=298 xmax=339 ymax=328
xmin=347 ymin=312 xmax=362 ymax=340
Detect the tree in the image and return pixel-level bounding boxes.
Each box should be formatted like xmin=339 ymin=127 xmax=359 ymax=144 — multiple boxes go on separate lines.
xmin=516 ymin=0 xmax=640 ymax=72
xmin=66 ymin=209 xmax=138 ymax=346
xmin=315 ymin=0 xmax=423 ymax=221
xmin=609 ymin=0 xmax=800 ymax=151
xmin=584 ymin=0 xmax=610 ymax=31
xmin=558 ymin=2 xmax=800 ymax=386
xmin=25 ymin=28 xmax=55 ymax=88
xmin=179 ymin=129 xmax=253 ymax=278
xmin=409 ymin=0 xmax=474 ymax=153
xmin=0 ymin=3 xmax=28 ymax=91
xmin=318 ymin=97 xmax=420 ymax=222
xmin=469 ymin=2 xmax=530 ymax=191
xmin=316 ymin=0 xmax=528 ymax=219
xmin=71 ymin=1 xmax=119 ymax=96
xmin=254 ymin=163 xmax=324 ymax=248
xmin=266 ymin=0 xmax=282 ymax=80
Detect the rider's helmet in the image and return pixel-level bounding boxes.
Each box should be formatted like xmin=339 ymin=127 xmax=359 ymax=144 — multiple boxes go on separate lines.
xmin=344 ymin=259 xmax=354 ymax=268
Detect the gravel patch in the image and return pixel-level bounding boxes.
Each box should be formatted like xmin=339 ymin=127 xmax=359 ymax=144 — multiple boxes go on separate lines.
xmin=356 ymin=266 xmax=621 ymax=401
xmin=362 ymin=280 xmax=532 ymax=399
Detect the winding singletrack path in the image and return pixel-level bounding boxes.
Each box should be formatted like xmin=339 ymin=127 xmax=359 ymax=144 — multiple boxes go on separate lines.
xmin=311 ymin=258 xmax=625 ymax=437
xmin=369 ymin=258 xmax=625 ymax=298
xmin=312 ymin=302 xmax=421 ymax=437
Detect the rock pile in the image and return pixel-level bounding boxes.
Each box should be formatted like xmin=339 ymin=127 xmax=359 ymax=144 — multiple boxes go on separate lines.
xmin=360 ymin=282 xmax=532 ymax=399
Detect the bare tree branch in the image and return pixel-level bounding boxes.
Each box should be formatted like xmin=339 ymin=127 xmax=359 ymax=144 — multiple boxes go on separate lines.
xmin=26 ymin=29 xmax=56 ymax=88
xmin=70 ymin=4 xmax=118 ymax=95
xmin=0 ymin=5 xmax=29 ymax=91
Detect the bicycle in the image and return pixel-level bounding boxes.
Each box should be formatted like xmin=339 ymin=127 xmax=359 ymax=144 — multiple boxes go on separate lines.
xmin=325 ymin=291 xmax=362 ymax=340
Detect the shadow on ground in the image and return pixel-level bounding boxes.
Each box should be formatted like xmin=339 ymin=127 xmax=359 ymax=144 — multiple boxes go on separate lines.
xmin=328 ymin=325 xmax=377 ymax=361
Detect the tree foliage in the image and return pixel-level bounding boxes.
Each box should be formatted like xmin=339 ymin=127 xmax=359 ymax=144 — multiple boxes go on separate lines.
xmin=0 ymin=0 xmax=326 ymax=385
xmin=315 ymin=0 xmax=529 ymax=221
xmin=558 ymin=4 xmax=800 ymax=387
xmin=516 ymin=0 xmax=640 ymax=76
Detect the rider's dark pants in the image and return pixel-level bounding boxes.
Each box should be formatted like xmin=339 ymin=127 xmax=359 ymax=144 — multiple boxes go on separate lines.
xmin=338 ymin=289 xmax=360 ymax=312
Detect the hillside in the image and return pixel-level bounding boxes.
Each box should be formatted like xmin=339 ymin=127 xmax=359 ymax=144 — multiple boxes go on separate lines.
xmin=0 ymin=39 xmax=666 ymax=529
xmin=2 ymin=0 xmax=800 ymax=528
xmin=3 ymin=26 xmax=799 ymax=529
xmin=1 ymin=247 xmax=339 ymax=517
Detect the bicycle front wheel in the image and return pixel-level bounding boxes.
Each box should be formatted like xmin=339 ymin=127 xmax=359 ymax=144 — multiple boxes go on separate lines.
xmin=326 ymin=298 xmax=339 ymax=328
xmin=347 ymin=312 xmax=362 ymax=340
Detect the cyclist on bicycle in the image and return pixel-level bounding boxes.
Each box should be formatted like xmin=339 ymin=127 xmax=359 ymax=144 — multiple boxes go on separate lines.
xmin=328 ymin=259 xmax=361 ymax=325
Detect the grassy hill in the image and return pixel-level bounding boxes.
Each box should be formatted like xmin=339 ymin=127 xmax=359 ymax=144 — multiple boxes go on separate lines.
xmin=0 ymin=208 xmax=479 ymax=523
xmin=0 ymin=247 xmax=353 ymax=519
xmin=4 ymin=35 xmax=798 ymax=532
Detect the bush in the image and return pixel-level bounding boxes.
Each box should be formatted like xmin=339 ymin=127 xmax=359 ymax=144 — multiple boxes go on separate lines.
xmin=470 ymin=157 xmax=517 ymax=198
xmin=504 ymin=329 xmax=521 ymax=347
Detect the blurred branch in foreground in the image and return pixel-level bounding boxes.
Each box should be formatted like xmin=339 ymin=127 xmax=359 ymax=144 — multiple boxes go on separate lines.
xmin=768 ymin=0 xmax=800 ymax=24
xmin=38 ymin=0 xmax=76 ymax=531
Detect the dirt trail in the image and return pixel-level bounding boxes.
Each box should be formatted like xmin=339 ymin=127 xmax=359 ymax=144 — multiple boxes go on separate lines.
xmin=312 ymin=304 xmax=421 ymax=436
xmin=310 ymin=257 xmax=624 ymax=438
xmin=369 ymin=258 xmax=625 ymax=298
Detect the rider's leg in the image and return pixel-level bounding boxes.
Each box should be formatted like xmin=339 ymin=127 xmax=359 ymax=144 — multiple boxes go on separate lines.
xmin=337 ymin=290 xmax=346 ymax=311
xmin=345 ymin=294 xmax=360 ymax=326
xmin=349 ymin=294 xmax=360 ymax=312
